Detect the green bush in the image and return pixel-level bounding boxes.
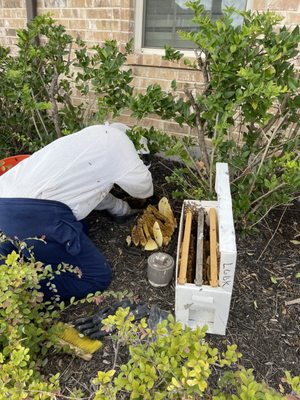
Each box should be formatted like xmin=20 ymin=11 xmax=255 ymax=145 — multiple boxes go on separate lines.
xmin=0 ymin=14 xmax=133 ymax=158
xmin=0 ymin=239 xmax=87 ymax=398
xmin=0 ymin=241 xmax=61 ymax=398
xmin=1 ymin=8 xmax=299 ymax=230
xmin=130 ymin=2 xmax=300 ymax=231
xmin=0 ymin=248 xmax=299 ymax=399
xmin=92 ymin=308 xmax=298 ymax=400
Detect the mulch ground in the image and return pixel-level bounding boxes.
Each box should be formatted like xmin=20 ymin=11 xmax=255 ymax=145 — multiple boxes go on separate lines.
xmin=43 ymin=155 xmax=300 ymax=398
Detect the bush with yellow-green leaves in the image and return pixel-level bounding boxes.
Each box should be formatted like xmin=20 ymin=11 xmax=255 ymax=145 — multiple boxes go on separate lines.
xmin=0 ymin=242 xmax=61 ymax=399
xmin=0 ymin=247 xmax=299 ymax=399
xmin=92 ymin=308 xmax=300 ymax=400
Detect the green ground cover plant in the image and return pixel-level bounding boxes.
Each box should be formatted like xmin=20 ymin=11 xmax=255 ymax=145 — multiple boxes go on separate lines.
xmin=92 ymin=308 xmax=297 ymax=400
xmin=0 ymin=247 xmax=299 ymax=399
xmin=0 ymin=240 xmax=61 ymax=399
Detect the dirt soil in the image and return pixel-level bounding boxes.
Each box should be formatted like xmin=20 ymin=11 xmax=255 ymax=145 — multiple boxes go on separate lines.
xmin=44 ymin=155 xmax=300 ymax=398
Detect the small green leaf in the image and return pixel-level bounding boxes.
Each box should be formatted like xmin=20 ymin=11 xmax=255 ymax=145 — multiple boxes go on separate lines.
xmin=251 ymin=101 xmax=258 ymax=110
xmin=270 ymin=276 xmax=277 ymax=284
xmin=171 ymin=377 xmax=181 ymax=388
xmin=171 ymin=79 xmax=177 ymax=90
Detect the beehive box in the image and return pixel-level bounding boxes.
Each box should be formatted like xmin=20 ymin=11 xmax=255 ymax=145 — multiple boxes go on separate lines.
xmin=175 ymin=163 xmax=237 ymax=335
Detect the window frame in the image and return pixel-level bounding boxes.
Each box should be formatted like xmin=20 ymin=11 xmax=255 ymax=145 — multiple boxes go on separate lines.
xmin=134 ymin=0 xmax=252 ymax=56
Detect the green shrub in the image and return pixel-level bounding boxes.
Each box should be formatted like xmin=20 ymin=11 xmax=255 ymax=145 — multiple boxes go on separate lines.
xmin=0 ymin=239 xmax=85 ymax=398
xmin=0 ymin=346 xmax=60 ymax=400
xmin=0 ymin=243 xmax=129 ymax=399
xmin=2 ymin=7 xmax=299 ymax=230
xmin=283 ymin=371 xmax=300 ymax=398
xmin=91 ymin=307 xmax=298 ymax=400
xmin=0 ymin=14 xmax=133 ymax=158
xmin=0 ymin=249 xmax=298 ymax=399
xmin=92 ymin=307 xmax=241 ymax=399
xmin=130 ymin=2 xmax=300 ymax=231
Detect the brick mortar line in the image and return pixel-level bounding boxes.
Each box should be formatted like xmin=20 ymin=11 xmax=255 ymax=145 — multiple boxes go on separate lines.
xmin=127 ymin=63 xmax=195 ymax=71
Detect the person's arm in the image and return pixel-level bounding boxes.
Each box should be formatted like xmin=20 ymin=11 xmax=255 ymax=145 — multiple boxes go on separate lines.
xmin=114 ymin=161 xmax=153 ymax=199
xmin=94 ymin=193 xmax=131 ymax=215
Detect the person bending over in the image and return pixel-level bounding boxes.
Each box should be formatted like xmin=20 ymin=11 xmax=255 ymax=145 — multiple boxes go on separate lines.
xmin=0 ymin=123 xmax=153 ymax=301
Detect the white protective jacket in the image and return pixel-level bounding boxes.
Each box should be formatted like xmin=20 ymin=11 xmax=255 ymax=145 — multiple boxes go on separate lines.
xmin=0 ymin=124 xmax=153 ymax=220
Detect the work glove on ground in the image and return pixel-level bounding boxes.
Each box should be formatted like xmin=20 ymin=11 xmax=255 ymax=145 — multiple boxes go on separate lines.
xmin=73 ymin=298 xmax=149 ymax=339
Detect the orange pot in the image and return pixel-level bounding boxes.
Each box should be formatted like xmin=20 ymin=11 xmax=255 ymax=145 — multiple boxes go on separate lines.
xmin=0 ymin=154 xmax=30 ymax=176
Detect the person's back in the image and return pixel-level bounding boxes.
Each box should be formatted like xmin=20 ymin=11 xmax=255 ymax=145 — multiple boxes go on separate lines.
xmin=0 ymin=124 xmax=152 ymax=220
xmin=0 ymin=123 xmax=153 ymax=302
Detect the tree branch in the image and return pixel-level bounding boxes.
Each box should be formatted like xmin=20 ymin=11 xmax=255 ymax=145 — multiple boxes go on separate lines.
xmin=250 ymin=182 xmax=287 ymax=213
xmin=261 ymin=94 xmax=289 ymax=133
xmin=181 ymin=142 xmax=209 ymax=189
xmin=49 ymin=71 xmax=62 ymax=138
xmin=257 ymin=206 xmax=287 ymax=261
xmin=31 ymin=111 xmax=43 ymax=141
xmin=209 ymin=114 xmax=219 ymax=192
xmin=184 ymin=89 xmax=210 ymax=174
xmin=248 ymin=115 xmax=287 ymax=196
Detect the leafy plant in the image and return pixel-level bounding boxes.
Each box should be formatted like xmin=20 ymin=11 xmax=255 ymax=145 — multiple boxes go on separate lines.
xmin=213 ymin=368 xmax=285 ymax=399
xmin=0 ymin=346 xmax=60 ymax=400
xmin=0 ymin=236 xmax=94 ymax=398
xmin=0 ymin=14 xmax=133 ymax=158
xmin=92 ymin=308 xmax=299 ymax=400
xmin=130 ymin=2 xmax=300 ymax=230
xmin=93 ymin=309 xmax=242 ymax=399
xmin=2 ymin=7 xmax=298 ymax=230
xmin=283 ymin=371 xmax=300 ymax=398
xmin=0 ymin=241 xmax=61 ymax=397
xmin=0 ymin=248 xmax=298 ymax=400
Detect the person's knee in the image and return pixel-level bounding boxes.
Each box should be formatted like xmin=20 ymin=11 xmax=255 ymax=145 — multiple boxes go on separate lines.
xmin=39 ymin=248 xmax=113 ymax=301
xmin=40 ymin=265 xmax=112 ymax=302
xmin=0 ymin=240 xmax=17 ymax=258
xmin=95 ymin=259 xmax=112 ymax=291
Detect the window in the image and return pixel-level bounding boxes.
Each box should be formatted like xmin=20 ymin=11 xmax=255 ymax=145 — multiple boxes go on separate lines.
xmin=135 ymin=0 xmax=248 ymax=53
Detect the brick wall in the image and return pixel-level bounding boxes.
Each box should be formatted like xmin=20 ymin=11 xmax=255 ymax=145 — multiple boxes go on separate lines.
xmin=251 ymin=0 xmax=299 ymax=27
xmin=0 ymin=0 xmax=26 ymax=50
xmin=0 ymin=0 xmax=299 ymax=135
xmin=38 ymin=0 xmax=134 ymax=47
xmin=0 ymin=0 xmax=134 ymax=53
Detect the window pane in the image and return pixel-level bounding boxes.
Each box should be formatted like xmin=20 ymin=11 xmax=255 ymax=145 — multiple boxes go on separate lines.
xmin=143 ymin=0 xmax=197 ymax=49
xmin=143 ymin=0 xmax=247 ymax=49
xmin=223 ymin=0 xmax=247 ymax=26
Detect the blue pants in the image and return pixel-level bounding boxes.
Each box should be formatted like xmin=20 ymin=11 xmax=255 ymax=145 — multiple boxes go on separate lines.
xmin=0 ymin=198 xmax=112 ymax=301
